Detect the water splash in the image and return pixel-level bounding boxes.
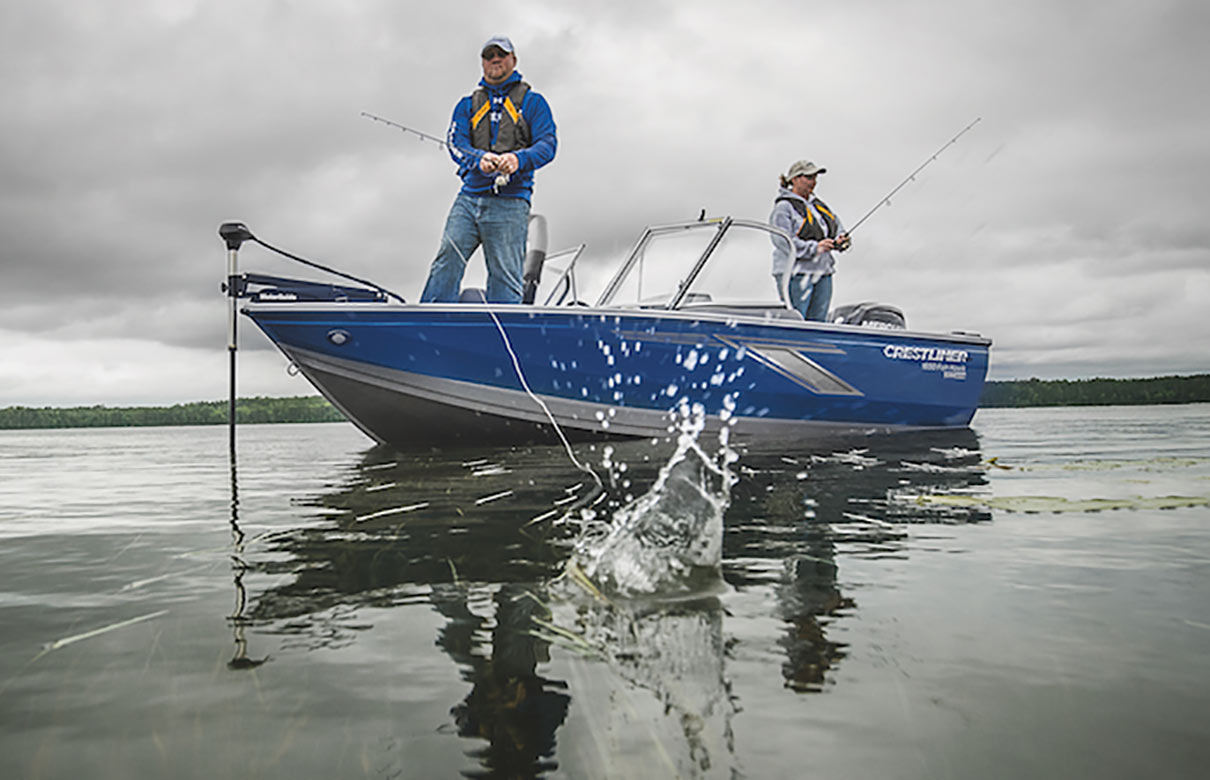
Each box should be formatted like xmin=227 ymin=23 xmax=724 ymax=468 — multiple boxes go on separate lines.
xmin=518 ymin=404 xmax=746 ymax=773
xmin=568 ymin=403 xmax=738 ymax=598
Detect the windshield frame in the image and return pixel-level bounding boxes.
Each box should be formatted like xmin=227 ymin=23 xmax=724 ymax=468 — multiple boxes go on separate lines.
xmin=594 ymin=217 xmax=797 ymax=311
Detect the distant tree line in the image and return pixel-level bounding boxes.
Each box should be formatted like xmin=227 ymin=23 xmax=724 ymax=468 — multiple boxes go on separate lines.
xmin=980 ymin=374 xmax=1210 ymax=408
xmin=3 ymin=376 xmax=1208 ymax=430
xmin=0 ymin=396 xmax=345 ymax=430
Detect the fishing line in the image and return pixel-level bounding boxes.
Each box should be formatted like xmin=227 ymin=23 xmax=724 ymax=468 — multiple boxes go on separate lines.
xmin=489 ymin=306 xmax=603 ymax=490
xmin=446 ymin=240 xmax=603 ymax=490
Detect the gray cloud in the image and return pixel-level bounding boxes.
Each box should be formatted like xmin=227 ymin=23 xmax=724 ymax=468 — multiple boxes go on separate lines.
xmin=1 ymin=0 xmax=1208 ymax=405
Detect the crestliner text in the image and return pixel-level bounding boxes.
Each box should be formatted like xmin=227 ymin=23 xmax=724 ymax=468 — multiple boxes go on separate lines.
xmin=883 ymin=344 xmax=970 ymax=364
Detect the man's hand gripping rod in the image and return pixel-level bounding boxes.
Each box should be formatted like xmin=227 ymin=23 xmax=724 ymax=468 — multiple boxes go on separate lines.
xmin=361 ymin=111 xmax=511 ymax=193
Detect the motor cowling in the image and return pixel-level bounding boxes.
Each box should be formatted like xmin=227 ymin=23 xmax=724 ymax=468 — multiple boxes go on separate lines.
xmin=830 ymin=301 xmax=907 ymax=329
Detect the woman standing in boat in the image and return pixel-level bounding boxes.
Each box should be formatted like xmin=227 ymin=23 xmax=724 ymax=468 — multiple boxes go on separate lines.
xmin=769 ymin=160 xmax=851 ymax=321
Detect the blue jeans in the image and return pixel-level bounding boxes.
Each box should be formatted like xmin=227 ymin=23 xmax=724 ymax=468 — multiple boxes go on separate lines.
xmin=781 ymin=272 xmax=833 ymax=321
xmin=420 ymin=193 xmax=530 ymax=303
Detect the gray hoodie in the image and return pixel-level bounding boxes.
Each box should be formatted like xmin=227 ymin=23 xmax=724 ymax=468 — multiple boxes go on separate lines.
xmin=769 ymin=186 xmax=844 ymax=279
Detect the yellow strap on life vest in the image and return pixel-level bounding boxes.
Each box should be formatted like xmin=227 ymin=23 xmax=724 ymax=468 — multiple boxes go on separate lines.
xmin=470 ymin=101 xmax=491 ymax=130
xmin=503 ymin=97 xmax=521 ymax=123
xmin=795 ymin=208 xmax=813 ymax=239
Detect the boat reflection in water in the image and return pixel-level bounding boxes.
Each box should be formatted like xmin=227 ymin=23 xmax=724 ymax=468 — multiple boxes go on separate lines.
xmin=228 ymin=425 xmax=988 ymax=775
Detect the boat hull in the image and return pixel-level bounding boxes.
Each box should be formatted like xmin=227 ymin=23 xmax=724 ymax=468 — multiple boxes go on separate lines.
xmin=244 ymin=303 xmax=991 ymax=447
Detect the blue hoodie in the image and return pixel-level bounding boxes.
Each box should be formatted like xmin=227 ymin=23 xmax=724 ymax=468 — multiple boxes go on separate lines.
xmin=445 ymin=70 xmax=557 ymax=202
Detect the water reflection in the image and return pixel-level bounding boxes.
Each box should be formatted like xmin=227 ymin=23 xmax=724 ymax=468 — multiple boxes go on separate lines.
xmin=242 ymin=447 xmax=569 ymax=639
xmin=433 ymin=584 xmax=569 ymax=776
xmin=727 ymin=428 xmax=989 ymax=693
xmin=231 ymin=427 xmax=988 ymax=774
xmin=545 ymin=590 xmax=737 ymax=776
xmin=226 ymin=459 xmax=268 ymax=671
xmin=236 ymin=445 xmax=580 ymax=775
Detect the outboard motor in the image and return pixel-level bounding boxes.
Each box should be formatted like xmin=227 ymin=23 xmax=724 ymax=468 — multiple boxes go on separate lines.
xmin=522 ymin=213 xmax=548 ymax=304
xmin=830 ymin=301 xmax=907 ymax=329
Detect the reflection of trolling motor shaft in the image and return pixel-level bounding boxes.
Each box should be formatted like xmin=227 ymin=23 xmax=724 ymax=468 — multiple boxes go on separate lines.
xmin=361 ymin=111 xmax=510 ymax=193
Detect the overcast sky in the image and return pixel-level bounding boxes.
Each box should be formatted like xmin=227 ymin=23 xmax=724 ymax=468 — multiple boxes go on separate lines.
xmin=2 ymin=0 xmax=1207 ymax=406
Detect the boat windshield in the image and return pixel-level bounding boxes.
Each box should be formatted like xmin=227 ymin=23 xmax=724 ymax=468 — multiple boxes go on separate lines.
xmin=595 ymin=219 xmax=795 ymax=313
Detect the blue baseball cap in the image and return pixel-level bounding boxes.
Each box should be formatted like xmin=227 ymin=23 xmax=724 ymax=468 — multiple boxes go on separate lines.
xmin=481 ymin=36 xmax=515 ymax=55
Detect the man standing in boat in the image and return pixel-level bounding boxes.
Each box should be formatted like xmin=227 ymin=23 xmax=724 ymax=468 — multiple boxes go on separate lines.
xmin=419 ymin=36 xmax=558 ymax=304
xmin=769 ymin=160 xmax=850 ymax=321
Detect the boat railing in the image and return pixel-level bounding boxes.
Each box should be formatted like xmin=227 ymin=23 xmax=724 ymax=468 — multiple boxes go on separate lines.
xmin=540 ymin=244 xmax=588 ymax=306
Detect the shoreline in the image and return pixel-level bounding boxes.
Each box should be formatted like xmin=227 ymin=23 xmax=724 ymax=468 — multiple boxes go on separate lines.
xmin=2 ymin=375 xmax=1208 ymax=430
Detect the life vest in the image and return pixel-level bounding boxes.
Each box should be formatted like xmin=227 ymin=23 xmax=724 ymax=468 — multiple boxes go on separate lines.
xmin=469 ymin=82 xmax=532 ymax=153
xmin=777 ymin=196 xmax=839 ymax=242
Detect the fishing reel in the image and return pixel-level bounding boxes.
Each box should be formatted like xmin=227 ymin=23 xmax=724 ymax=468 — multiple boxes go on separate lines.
xmin=835 ymin=234 xmax=852 ymax=252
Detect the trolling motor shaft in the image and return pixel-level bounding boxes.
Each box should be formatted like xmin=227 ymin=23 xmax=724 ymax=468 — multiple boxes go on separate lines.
xmin=220 ymin=222 xmax=255 ymax=336
xmin=219 ymin=222 xmax=253 ymax=459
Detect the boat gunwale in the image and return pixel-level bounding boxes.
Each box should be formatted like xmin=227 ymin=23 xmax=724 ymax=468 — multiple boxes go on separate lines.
xmin=242 ymin=299 xmax=993 ymax=348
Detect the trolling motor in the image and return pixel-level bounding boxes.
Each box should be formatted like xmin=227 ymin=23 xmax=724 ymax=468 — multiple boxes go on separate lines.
xmin=220 ymin=223 xmax=404 ymax=304
xmin=220 ymin=221 xmax=255 ymax=252
xmin=218 ymin=221 xmax=404 ymax=454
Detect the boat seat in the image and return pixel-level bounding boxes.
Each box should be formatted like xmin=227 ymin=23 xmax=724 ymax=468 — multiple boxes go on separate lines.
xmin=458 ymin=288 xmax=487 ymax=303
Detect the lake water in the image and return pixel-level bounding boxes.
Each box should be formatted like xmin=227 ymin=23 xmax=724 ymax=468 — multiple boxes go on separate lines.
xmin=2 ymin=405 xmax=1209 ymax=779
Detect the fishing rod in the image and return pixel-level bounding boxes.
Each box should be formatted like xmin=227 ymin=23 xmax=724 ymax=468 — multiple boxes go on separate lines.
xmin=361 ymin=111 xmax=511 ymax=192
xmin=361 ymin=111 xmax=451 ymax=148
xmin=845 ymin=117 xmax=982 ymax=237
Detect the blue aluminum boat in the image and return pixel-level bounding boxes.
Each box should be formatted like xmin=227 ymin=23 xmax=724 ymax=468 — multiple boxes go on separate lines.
xmin=223 ymin=217 xmax=990 ymax=446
